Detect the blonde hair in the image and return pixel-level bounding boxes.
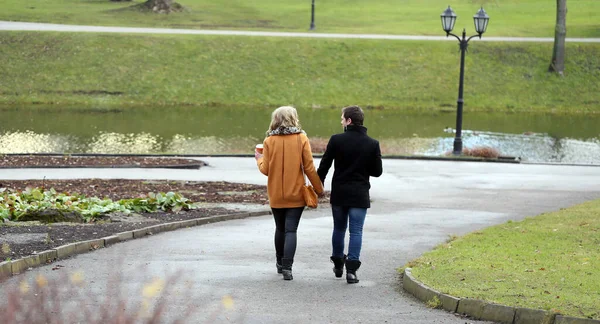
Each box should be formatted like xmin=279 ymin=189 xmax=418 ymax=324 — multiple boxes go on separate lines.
xmin=267 ymin=106 xmax=301 ymax=133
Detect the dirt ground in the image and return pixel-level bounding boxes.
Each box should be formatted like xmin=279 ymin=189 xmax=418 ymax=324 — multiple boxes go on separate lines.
xmin=0 ymin=155 xmax=205 ymax=168
xmin=0 ymin=156 xmax=277 ymax=260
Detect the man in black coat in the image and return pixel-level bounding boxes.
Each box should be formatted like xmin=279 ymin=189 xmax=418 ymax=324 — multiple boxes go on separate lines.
xmin=317 ymin=105 xmax=383 ymax=284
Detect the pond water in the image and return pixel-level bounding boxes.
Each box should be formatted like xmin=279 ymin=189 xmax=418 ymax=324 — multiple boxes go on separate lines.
xmin=1 ymin=106 xmax=599 ymax=165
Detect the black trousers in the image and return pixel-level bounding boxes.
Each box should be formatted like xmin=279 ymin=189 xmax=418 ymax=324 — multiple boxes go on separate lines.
xmin=271 ymin=207 xmax=304 ymax=264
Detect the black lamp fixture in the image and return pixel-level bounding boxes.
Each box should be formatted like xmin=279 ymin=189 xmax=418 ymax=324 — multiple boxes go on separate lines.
xmin=440 ymin=6 xmax=490 ymax=155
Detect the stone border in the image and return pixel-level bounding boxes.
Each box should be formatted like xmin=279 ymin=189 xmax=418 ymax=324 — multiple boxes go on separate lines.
xmin=0 ymin=210 xmax=271 ymax=281
xmin=402 ymin=268 xmax=600 ymax=324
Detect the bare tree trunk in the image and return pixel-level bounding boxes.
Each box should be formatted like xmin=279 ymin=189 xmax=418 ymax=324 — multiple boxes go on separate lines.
xmin=144 ymin=0 xmax=173 ymax=13
xmin=549 ymin=0 xmax=567 ymax=75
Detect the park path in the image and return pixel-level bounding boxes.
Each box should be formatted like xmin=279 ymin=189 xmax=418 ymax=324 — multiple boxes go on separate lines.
xmin=1 ymin=20 xmax=600 ymax=43
xmin=2 ymin=158 xmax=600 ymax=323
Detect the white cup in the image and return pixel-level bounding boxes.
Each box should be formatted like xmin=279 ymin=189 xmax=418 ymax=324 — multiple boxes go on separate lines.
xmin=255 ymin=144 xmax=264 ymax=154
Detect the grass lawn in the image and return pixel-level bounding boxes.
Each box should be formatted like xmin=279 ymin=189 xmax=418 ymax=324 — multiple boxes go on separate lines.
xmin=1 ymin=0 xmax=599 ymax=38
xmin=1 ymin=32 xmax=599 ymax=113
xmin=405 ymin=199 xmax=600 ymax=320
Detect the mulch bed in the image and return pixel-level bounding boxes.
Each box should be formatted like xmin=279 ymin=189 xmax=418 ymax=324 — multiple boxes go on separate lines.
xmin=0 ymin=208 xmax=230 ymax=261
xmin=0 ymin=179 xmax=270 ymax=203
xmin=0 ymin=178 xmax=270 ymax=260
xmin=0 ymin=155 xmax=204 ymax=168
xmin=0 ymin=155 xmax=269 ymax=260
xmin=0 ymin=155 xmax=329 ymax=261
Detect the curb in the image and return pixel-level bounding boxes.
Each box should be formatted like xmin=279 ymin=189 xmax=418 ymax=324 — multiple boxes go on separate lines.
xmin=402 ymin=268 xmax=600 ymax=324
xmin=0 ymin=209 xmax=272 ymax=281
xmin=382 ymin=154 xmax=521 ymax=164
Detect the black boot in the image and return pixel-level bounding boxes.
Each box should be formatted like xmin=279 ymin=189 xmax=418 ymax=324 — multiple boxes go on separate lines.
xmin=282 ymin=258 xmax=293 ymax=280
xmin=345 ymin=259 xmax=361 ymax=284
xmin=330 ymin=255 xmax=346 ymax=278
xmin=276 ymin=255 xmax=283 ymax=274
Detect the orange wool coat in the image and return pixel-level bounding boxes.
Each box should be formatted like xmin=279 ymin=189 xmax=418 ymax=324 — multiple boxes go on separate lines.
xmin=257 ymin=133 xmax=324 ymax=208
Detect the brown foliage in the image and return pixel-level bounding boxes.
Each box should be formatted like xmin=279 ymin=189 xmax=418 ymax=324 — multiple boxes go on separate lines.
xmin=0 ymin=268 xmax=196 ymax=324
xmin=309 ymin=137 xmax=329 ymax=154
xmin=462 ymin=146 xmax=501 ymax=159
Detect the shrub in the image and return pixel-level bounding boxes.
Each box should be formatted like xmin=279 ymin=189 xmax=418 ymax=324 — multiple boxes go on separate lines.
xmin=309 ymin=137 xmax=329 ymax=153
xmin=0 ymin=269 xmax=197 ymax=324
xmin=462 ymin=146 xmax=500 ymax=159
xmin=0 ymin=187 xmax=194 ymax=222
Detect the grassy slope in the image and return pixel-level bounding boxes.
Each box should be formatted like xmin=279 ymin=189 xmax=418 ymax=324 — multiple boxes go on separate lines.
xmin=1 ymin=32 xmax=599 ymax=112
xmin=406 ymin=199 xmax=600 ymax=319
xmin=1 ymin=0 xmax=599 ymax=37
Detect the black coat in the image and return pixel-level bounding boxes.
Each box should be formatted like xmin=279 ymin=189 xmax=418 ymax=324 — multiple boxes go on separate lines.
xmin=317 ymin=125 xmax=383 ymax=208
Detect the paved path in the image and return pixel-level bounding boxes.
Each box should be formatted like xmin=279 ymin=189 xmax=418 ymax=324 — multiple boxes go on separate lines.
xmin=2 ymin=21 xmax=600 ymax=43
xmin=2 ymin=158 xmax=600 ymax=323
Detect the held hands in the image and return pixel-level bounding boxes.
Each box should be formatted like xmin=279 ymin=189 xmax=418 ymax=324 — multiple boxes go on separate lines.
xmin=317 ymin=181 xmax=325 ymax=198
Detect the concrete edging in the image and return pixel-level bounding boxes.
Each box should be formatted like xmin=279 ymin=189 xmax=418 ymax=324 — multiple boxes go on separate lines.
xmin=1 ymin=210 xmax=271 ymax=280
xmin=402 ymin=268 xmax=600 ymax=324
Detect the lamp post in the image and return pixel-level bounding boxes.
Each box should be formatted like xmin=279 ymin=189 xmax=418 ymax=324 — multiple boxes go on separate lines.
xmin=440 ymin=6 xmax=489 ymax=155
xmin=310 ymin=0 xmax=316 ymax=30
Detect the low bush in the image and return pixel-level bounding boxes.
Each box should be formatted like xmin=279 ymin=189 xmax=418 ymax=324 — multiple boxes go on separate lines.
xmin=0 ymin=269 xmax=196 ymax=324
xmin=462 ymin=146 xmax=500 ymax=159
xmin=0 ymin=187 xmax=194 ymax=222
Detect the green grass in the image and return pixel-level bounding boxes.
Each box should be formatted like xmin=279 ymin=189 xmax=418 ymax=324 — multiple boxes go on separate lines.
xmin=405 ymin=199 xmax=600 ymax=319
xmin=1 ymin=32 xmax=599 ymax=112
xmin=1 ymin=0 xmax=599 ymax=37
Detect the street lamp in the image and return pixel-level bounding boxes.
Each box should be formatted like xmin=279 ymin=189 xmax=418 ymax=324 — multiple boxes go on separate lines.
xmin=310 ymin=0 xmax=316 ymax=30
xmin=440 ymin=6 xmax=489 ymax=155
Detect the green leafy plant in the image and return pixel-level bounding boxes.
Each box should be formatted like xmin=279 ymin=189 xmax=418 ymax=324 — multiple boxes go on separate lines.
xmin=0 ymin=187 xmax=194 ymax=223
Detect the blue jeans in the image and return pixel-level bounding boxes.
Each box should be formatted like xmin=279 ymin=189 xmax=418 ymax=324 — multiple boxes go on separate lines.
xmin=331 ymin=205 xmax=367 ymax=261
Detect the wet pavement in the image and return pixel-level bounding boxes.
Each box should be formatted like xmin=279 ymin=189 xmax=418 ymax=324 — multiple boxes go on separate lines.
xmin=1 ymin=157 xmax=600 ymax=323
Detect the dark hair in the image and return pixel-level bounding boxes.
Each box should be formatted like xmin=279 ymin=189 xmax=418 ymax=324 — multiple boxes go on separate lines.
xmin=342 ymin=105 xmax=364 ymax=126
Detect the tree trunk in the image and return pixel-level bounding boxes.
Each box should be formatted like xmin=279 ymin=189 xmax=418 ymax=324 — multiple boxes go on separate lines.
xmin=549 ymin=0 xmax=567 ymax=75
xmin=144 ymin=0 xmax=173 ymax=13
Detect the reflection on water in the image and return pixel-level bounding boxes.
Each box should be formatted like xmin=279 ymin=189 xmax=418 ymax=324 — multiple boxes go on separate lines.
xmin=0 ymin=131 xmax=75 ymax=153
xmin=420 ymin=130 xmax=600 ymax=164
xmin=89 ymin=132 xmax=160 ymax=154
xmin=0 ymin=131 xmax=262 ymax=155
xmin=164 ymin=135 xmax=260 ymax=154
xmin=0 ymin=106 xmax=598 ymax=164
xmin=1 ymin=129 xmax=598 ymax=164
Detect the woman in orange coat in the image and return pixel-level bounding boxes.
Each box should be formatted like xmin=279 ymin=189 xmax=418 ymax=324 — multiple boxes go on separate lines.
xmin=255 ymin=106 xmax=324 ymax=280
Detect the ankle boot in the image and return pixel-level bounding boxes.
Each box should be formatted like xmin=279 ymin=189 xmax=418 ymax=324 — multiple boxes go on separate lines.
xmin=282 ymin=258 xmax=293 ymax=280
xmin=276 ymin=255 xmax=283 ymax=274
xmin=330 ymin=255 xmax=346 ymax=278
xmin=345 ymin=259 xmax=361 ymax=284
